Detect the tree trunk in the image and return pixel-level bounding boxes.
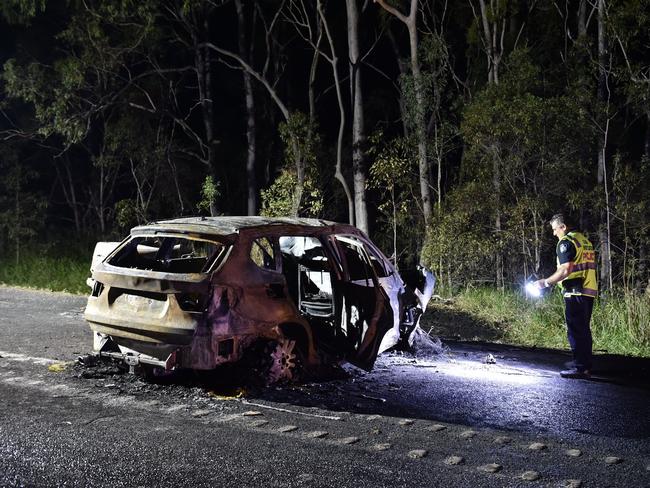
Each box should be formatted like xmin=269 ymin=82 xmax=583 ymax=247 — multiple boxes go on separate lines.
xmin=645 ymin=109 xmax=650 ymax=160
xmin=14 ymin=164 xmax=20 ymax=265
xmin=236 ymin=0 xmax=257 ymax=215
xmin=346 ymin=0 xmax=367 ymax=233
xmin=291 ymin=144 xmax=305 ymax=217
xmin=98 ymin=164 xmax=106 ymax=234
xmin=204 ymin=38 xmax=305 ymax=219
xmin=375 ymin=0 xmax=433 ymax=227
xmin=578 ymin=0 xmax=587 ymax=38
xmin=475 ymin=0 xmax=509 ymax=85
xmin=388 ymin=29 xmax=410 ymax=139
xmin=597 ymin=0 xmax=612 ymax=292
xmin=408 ymin=11 xmax=433 ymax=226
xmin=55 ymin=157 xmax=82 ymax=234
xmin=493 ymin=146 xmax=503 ymax=288
xmin=317 ymin=1 xmax=354 ymax=225
xmin=193 ymin=9 xmax=218 ymax=216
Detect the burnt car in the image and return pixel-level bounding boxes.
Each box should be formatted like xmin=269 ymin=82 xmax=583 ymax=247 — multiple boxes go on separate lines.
xmin=84 ymin=217 xmax=435 ymax=382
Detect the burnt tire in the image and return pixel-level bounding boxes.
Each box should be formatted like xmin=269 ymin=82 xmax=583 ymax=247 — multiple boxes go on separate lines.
xmin=265 ymin=338 xmax=305 ymax=384
xmin=244 ymin=338 xmax=304 ymax=386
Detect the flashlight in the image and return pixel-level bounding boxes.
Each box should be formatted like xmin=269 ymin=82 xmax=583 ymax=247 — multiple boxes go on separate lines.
xmin=525 ymin=281 xmax=542 ymax=298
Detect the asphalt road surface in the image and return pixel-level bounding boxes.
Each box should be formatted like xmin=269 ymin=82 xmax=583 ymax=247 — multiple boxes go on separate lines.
xmin=1 ymin=286 xmax=649 ymax=487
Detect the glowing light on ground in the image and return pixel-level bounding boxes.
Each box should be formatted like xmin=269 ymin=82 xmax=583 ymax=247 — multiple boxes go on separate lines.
xmin=435 ymin=360 xmax=546 ymax=386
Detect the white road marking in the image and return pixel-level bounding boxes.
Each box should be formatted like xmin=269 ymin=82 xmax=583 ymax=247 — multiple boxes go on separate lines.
xmin=0 ymin=351 xmax=58 ymax=365
xmin=241 ymin=400 xmax=343 ymax=420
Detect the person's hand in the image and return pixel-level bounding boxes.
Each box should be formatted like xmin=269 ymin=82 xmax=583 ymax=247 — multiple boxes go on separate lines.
xmin=534 ymin=279 xmax=547 ymax=290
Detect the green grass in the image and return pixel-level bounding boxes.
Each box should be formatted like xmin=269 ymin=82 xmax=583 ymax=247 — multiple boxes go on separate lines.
xmin=0 ymin=246 xmax=91 ymax=295
xmin=452 ymin=287 xmax=650 ymax=357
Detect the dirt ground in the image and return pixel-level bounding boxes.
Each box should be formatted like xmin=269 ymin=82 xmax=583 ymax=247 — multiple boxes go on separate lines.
xmin=419 ymin=299 xmax=504 ymax=343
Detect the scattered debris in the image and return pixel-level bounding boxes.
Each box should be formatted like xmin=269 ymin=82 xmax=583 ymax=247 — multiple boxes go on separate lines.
xmin=411 ymin=328 xmax=446 ymax=357
xmin=477 ymin=463 xmax=502 ymax=473
xmin=484 ymin=353 xmax=497 ymax=364
xmin=494 ymin=436 xmax=512 ymax=444
xmin=48 ymin=363 xmax=68 ymax=373
xmin=278 ymin=425 xmax=298 ymax=433
xmin=77 ymin=354 xmax=99 ymax=367
xmin=428 ymin=424 xmax=447 ymax=432
xmin=566 ymin=449 xmax=582 ymax=457
xmin=399 ymin=419 xmax=415 ymax=426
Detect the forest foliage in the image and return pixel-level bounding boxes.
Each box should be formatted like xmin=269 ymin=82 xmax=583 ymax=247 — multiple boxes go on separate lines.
xmin=1 ymin=0 xmax=649 ymax=295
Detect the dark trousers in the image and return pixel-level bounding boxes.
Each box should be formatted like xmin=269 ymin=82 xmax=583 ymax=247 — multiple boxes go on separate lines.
xmin=564 ymin=295 xmax=594 ymax=371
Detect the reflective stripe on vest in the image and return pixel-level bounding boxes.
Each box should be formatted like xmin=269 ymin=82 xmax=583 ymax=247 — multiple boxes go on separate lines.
xmin=556 ymin=231 xmax=598 ymax=297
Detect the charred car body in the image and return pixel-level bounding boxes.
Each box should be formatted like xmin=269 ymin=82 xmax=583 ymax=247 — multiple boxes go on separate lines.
xmin=84 ymin=217 xmax=435 ymax=382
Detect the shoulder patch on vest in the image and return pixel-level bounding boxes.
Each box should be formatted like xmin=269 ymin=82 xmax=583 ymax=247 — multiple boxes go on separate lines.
xmin=560 ymin=243 xmax=568 ymax=253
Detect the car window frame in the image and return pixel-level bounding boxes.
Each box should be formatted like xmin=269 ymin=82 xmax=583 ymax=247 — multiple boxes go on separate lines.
xmin=334 ymin=235 xmax=380 ymax=287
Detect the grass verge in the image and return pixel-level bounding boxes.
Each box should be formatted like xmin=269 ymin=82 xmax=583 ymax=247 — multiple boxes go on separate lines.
xmin=449 ymin=287 xmax=650 ymax=358
xmin=0 ymin=246 xmax=91 ymax=295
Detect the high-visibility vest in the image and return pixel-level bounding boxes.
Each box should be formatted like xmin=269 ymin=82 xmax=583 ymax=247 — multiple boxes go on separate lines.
xmin=556 ymin=231 xmax=598 ymax=297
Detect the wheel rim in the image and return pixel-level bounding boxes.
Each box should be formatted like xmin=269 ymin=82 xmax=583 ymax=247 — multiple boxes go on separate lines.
xmin=267 ymin=338 xmax=297 ymax=384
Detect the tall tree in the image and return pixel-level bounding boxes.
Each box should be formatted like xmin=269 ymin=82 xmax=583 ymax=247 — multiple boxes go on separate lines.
xmin=235 ymin=0 xmax=258 ymax=215
xmin=346 ymin=0 xmax=369 ymax=232
xmin=375 ymin=0 xmax=433 ymax=227
xmin=597 ymin=0 xmax=613 ymax=292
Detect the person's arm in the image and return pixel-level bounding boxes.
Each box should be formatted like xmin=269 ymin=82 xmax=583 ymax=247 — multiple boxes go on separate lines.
xmin=535 ymin=239 xmax=576 ymax=289
xmin=535 ymin=262 xmax=572 ymax=289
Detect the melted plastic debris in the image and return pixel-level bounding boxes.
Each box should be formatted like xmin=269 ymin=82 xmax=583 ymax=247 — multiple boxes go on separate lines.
xmin=411 ymin=328 xmax=446 ymax=357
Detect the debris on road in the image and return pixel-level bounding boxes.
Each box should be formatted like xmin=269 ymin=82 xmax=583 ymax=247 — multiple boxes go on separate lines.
xmin=48 ymin=363 xmax=68 ymax=373
xmin=484 ymin=353 xmax=497 ymax=364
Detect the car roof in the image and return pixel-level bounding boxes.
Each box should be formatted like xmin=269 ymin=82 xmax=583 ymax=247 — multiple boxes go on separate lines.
xmin=131 ymin=216 xmax=353 ymax=237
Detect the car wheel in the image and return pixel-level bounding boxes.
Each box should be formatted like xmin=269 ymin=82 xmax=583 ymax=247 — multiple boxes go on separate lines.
xmin=266 ymin=338 xmax=302 ymax=384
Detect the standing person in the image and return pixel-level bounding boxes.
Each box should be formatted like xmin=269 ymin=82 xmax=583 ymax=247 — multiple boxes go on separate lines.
xmin=535 ymin=213 xmax=598 ymax=379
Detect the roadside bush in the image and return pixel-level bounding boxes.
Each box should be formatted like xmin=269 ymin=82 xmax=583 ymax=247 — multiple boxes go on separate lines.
xmin=0 ymin=240 xmax=92 ymax=294
xmin=450 ymin=287 xmax=650 ymax=357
